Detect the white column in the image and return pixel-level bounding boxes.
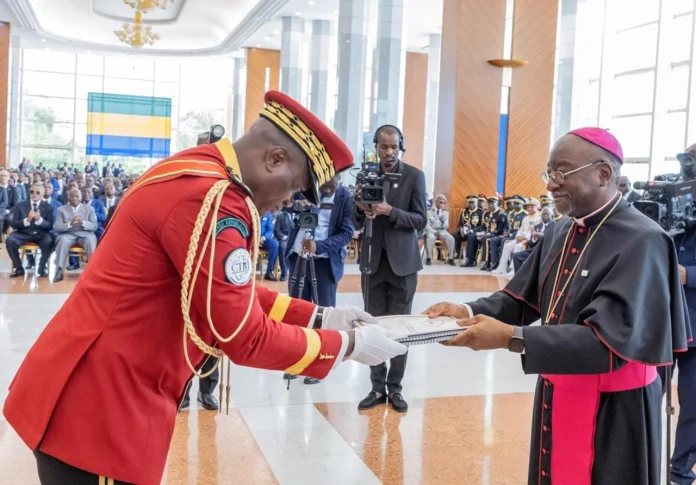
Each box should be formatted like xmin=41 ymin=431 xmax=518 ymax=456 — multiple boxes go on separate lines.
xmin=231 ymin=56 xmax=246 ymax=140
xmin=423 ymin=33 xmax=441 ymax=194
xmin=8 ymin=35 xmax=21 ymax=168
xmin=372 ymin=0 xmax=405 ymax=128
xmin=280 ymin=16 xmax=305 ymax=100
xmin=310 ymin=19 xmax=331 ymax=122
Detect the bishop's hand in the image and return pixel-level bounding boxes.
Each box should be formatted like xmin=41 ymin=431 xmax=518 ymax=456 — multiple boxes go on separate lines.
xmin=441 ymin=315 xmax=514 ymax=350
xmin=422 ymin=301 xmax=470 ymax=320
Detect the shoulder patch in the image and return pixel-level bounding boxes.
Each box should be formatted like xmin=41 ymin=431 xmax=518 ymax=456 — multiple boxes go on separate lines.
xmin=224 ymin=248 xmax=253 ymax=285
xmin=216 ymin=216 xmax=249 ymax=238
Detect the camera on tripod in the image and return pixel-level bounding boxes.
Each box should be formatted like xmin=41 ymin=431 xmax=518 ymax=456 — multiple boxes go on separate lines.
xmin=355 ymin=161 xmax=402 ymax=205
xmin=634 ymin=152 xmax=696 ymax=236
xmin=196 ymin=124 xmax=226 ymax=146
xmin=290 ymin=200 xmax=334 ymax=230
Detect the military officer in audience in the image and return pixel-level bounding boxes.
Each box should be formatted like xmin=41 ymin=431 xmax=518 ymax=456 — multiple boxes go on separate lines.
xmin=53 ymin=188 xmax=98 ymax=282
xmin=477 ymin=194 xmax=487 ymax=212
xmin=540 ymin=194 xmax=553 ymax=208
xmin=478 ymin=196 xmax=510 ymax=271
xmin=486 ymin=195 xmax=527 ymax=272
xmin=465 ymin=196 xmax=503 ymax=269
xmin=453 ymin=195 xmax=478 ymax=261
xmin=512 ymin=206 xmax=555 ymax=273
xmin=495 ymin=197 xmax=540 ymax=276
xmin=424 ymin=194 xmax=456 ymax=265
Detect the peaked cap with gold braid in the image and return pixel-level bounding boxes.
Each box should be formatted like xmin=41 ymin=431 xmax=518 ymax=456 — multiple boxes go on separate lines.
xmin=260 ymin=90 xmax=354 ymax=205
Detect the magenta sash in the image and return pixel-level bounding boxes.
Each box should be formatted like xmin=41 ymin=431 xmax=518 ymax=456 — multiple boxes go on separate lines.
xmin=540 ymin=362 xmax=657 ymax=484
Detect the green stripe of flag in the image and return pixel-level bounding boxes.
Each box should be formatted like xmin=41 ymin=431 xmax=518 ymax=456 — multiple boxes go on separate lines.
xmin=88 ymin=93 xmax=172 ymax=118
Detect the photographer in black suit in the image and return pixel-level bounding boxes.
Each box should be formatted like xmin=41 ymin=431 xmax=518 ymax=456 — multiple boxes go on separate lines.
xmin=353 ymin=125 xmax=427 ymax=413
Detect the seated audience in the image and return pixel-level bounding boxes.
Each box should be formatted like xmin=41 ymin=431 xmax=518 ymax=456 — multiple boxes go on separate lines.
xmin=53 ymin=188 xmax=98 ymax=283
xmin=82 ymin=186 xmax=106 ymax=239
xmin=260 ymin=210 xmax=279 ymax=281
xmin=424 ymin=193 xmax=456 ymax=265
xmin=42 ymin=181 xmax=61 ymax=217
xmin=511 ymin=206 xmax=555 ymax=273
xmin=99 ymin=181 xmax=120 ymax=214
xmin=6 ymin=183 xmax=55 ymax=278
xmin=494 ymin=197 xmax=541 ymax=276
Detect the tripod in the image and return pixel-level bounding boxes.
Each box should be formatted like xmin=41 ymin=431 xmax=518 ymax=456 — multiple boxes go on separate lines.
xmin=359 ymin=217 xmax=374 ymax=312
xmin=665 ymin=363 xmax=675 ymax=485
xmin=288 ymin=230 xmax=319 ymax=304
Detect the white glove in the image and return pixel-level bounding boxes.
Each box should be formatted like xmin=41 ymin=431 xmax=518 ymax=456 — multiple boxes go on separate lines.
xmin=321 ymin=306 xmax=378 ymax=331
xmin=347 ymin=325 xmax=408 ymax=366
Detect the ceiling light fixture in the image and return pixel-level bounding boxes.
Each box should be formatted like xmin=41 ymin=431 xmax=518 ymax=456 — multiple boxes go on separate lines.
xmin=114 ymin=10 xmax=161 ymax=49
xmin=123 ymin=0 xmax=174 ymax=13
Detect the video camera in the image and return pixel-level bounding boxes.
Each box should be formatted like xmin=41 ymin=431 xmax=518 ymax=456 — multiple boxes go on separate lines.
xmin=634 ymin=152 xmax=696 ymax=235
xmin=354 ymin=161 xmax=402 ymax=205
xmin=289 ymin=200 xmax=334 ymax=230
xmin=196 ymin=125 xmax=226 ymax=146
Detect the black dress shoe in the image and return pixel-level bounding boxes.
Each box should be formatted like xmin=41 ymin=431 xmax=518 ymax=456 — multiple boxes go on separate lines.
xmin=264 ymin=273 xmax=278 ymax=281
xmin=490 ymin=263 xmax=499 ymax=271
xmin=38 ymin=267 xmax=49 ymax=278
xmin=448 ymin=259 xmax=456 ymax=266
xmin=67 ymin=263 xmax=80 ymax=271
xmin=303 ymin=377 xmax=321 ymax=385
xmin=10 ymin=268 xmax=25 ymax=278
xmin=358 ymin=391 xmax=387 ymax=411
xmin=26 ymin=261 xmax=35 ymax=270
xmin=180 ymin=395 xmax=190 ymax=410
xmin=283 ymin=373 xmax=299 ymax=380
xmin=53 ymin=268 xmax=64 ymax=282
xmin=425 ymin=258 xmax=432 ymax=265
xmin=480 ymin=262 xmax=490 ymax=271
xmin=198 ymin=392 xmax=219 ymax=411
xmin=389 ymin=392 xmax=408 ymax=413
xmin=280 ymin=274 xmax=287 ymax=282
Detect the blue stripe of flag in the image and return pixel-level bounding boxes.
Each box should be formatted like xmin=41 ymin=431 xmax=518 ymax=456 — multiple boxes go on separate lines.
xmin=86 ymin=135 xmax=170 ymax=159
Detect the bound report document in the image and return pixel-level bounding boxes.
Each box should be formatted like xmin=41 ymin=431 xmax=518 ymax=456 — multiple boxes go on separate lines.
xmin=354 ymin=315 xmax=466 ymax=346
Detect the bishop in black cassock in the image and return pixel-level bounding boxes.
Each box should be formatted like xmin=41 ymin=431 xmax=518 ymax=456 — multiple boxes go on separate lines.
xmin=426 ymin=127 xmax=692 ymax=485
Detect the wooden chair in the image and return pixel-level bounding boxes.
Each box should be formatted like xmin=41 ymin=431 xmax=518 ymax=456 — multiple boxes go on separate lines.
xmin=433 ymin=240 xmax=446 ymax=262
xmin=257 ymin=249 xmax=280 ymax=280
xmin=62 ymin=245 xmax=86 ymax=271
xmin=11 ymin=242 xmax=41 ymax=273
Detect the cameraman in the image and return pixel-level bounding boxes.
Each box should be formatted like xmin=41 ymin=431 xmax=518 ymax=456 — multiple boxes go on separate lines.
xmin=669 ymin=148 xmax=696 ymax=485
xmin=353 ymin=125 xmax=427 ymax=413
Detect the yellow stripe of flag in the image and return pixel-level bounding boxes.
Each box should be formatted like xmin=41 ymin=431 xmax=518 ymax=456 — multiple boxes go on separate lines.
xmin=87 ymin=112 xmax=171 ymax=139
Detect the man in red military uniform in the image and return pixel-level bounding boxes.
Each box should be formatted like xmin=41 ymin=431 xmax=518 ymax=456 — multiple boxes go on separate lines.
xmin=3 ymin=91 xmax=407 ymax=485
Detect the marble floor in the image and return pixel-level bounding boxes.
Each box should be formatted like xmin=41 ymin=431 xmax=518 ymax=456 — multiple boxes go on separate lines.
xmin=0 ymin=259 xmax=682 ymax=484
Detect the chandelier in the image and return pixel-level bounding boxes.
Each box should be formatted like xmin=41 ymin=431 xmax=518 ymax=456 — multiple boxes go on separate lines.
xmin=114 ymin=0 xmax=174 ymax=48
xmin=114 ymin=11 xmax=161 ymax=49
xmin=123 ymin=0 xmax=174 ymax=13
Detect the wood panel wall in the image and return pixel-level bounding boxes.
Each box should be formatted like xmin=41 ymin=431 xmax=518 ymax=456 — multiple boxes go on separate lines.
xmin=0 ymin=23 xmax=10 ymax=168
xmin=402 ymin=52 xmax=428 ymax=171
xmin=244 ymin=48 xmax=280 ymax=131
xmin=504 ymin=0 xmax=559 ymax=198
xmin=435 ymin=0 xmax=506 ymax=222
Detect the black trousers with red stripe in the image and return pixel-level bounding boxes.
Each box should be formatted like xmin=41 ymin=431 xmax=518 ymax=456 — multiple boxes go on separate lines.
xmin=34 ymin=450 xmax=134 ymax=485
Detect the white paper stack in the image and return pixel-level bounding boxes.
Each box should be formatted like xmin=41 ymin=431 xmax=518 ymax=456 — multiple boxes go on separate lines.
xmin=355 ymin=315 xmax=466 ymax=346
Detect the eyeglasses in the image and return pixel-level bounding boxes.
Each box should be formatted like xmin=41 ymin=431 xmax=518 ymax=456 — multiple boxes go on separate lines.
xmin=541 ymin=161 xmax=601 ymax=185
xmin=29 ymin=190 xmax=41 ymax=195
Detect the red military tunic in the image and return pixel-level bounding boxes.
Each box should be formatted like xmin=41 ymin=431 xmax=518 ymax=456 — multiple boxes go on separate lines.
xmin=3 ymin=139 xmax=345 ymax=485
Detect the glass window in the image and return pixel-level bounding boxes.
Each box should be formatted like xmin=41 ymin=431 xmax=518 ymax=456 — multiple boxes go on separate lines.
xmin=22 ymin=120 xmax=74 ymax=147
xmin=587 ymin=79 xmax=600 ymax=120
xmin=607 ymin=115 xmax=652 ymax=158
xmin=22 ymin=71 xmax=75 ymax=98
xmin=77 ymin=54 xmax=104 ymax=76
xmin=669 ymin=65 xmax=690 ymax=111
xmin=612 ymin=0 xmax=659 ymax=31
xmin=621 ymin=162 xmax=651 ymax=184
xmin=612 ymin=71 xmax=655 ymax=115
xmin=74 ymin=99 xmax=88 ymax=124
xmin=103 ymin=78 xmax=154 ymax=97
xmin=154 ymin=81 xmax=179 ymax=103
xmin=74 ymin=123 xmax=87 ymax=148
xmin=23 ymin=49 xmax=76 ymax=74
xmin=668 ymin=14 xmax=693 ymax=63
xmin=155 ymin=60 xmax=181 ymax=82
xmin=76 ymin=75 xmax=104 ymax=100
xmin=104 ymin=57 xmax=154 ymax=80
xmin=22 ymin=96 xmax=75 ymax=123
xmin=613 ymin=24 xmax=658 ymax=73
xmin=666 ymin=111 xmax=687 ymax=152
xmin=21 ymin=147 xmax=72 ymax=168
xmin=675 ymin=0 xmax=694 ymax=16
xmin=180 ymin=59 xmax=233 ymax=86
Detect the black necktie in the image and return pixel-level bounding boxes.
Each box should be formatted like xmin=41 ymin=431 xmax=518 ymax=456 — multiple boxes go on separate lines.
xmin=33 ymin=203 xmax=38 ymax=212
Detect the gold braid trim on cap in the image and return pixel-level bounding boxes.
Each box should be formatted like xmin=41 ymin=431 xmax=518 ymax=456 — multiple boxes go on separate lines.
xmin=260 ymin=100 xmax=335 ymax=187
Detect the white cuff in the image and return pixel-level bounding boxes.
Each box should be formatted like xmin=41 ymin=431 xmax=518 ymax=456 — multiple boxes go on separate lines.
xmin=23 ymin=218 xmax=30 ymax=227
xmin=332 ymin=331 xmax=349 ymax=370
xmin=462 ymin=303 xmax=474 ymax=318
xmin=306 ymin=305 xmax=319 ymax=328
xmin=36 ymin=217 xmax=43 ymax=225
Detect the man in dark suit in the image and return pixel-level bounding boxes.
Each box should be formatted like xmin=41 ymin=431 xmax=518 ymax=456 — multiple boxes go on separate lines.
xmin=274 ymin=199 xmax=295 ymax=281
xmin=6 ymin=183 xmax=55 ymax=278
xmin=618 ymin=176 xmax=641 ymax=203
xmin=284 ymin=176 xmax=354 ymax=385
xmin=353 ymin=125 xmax=427 ymax=413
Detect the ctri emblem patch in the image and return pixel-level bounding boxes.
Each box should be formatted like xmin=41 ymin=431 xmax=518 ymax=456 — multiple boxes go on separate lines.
xmin=224 ymin=248 xmax=253 ymax=285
